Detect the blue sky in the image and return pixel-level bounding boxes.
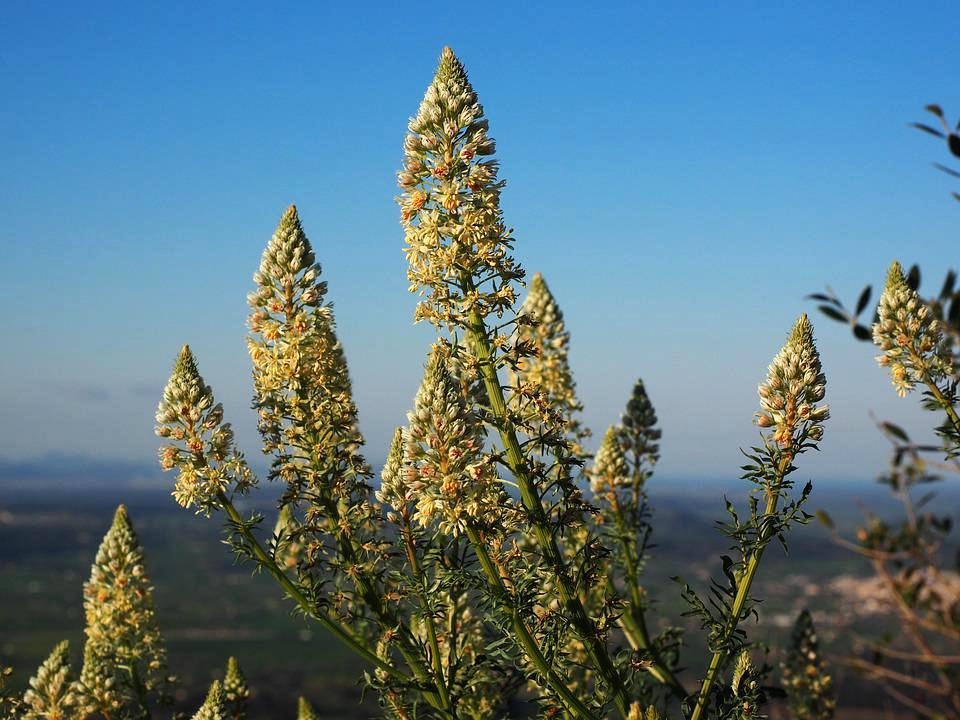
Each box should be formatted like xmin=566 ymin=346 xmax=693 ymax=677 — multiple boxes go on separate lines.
xmin=1 ymin=1 xmax=957 ymax=484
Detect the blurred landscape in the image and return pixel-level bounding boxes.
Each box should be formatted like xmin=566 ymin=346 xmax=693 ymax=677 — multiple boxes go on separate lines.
xmin=3 ymin=471 xmax=956 ymax=718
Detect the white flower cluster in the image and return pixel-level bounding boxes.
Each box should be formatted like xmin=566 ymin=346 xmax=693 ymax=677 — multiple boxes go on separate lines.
xmin=756 ymin=315 xmax=828 ymax=447
xmin=155 ymin=346 xmax=253 ymax=509
xmin=590 ymin=426 xmax=630 ymax=494
xmin=391 ymin=347 xmax=506 ymax=536
xmin=873 ymin=261 xmax=953 ymax=397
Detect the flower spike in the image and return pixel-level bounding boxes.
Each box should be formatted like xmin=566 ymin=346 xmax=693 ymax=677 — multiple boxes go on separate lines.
xmin=155 ymin=345 xmax=254 ymax=510
xmin=513 ymin=272 xmax=589 ymax=446
xmin=22 ymin=641 xmax=78 ymax=720
xmin=247 ymin=204 xmax=368 ymax=494
xmin=81 ymin=505 xmax=169 ymax=715
xmin=404 ymin=346 xmax=506 ymax=536
xmin=756 ymin=314 xmax=828 ymax=447
xmin=873 ymin=261 xmax=953 ymax=397
xmin=192 ymin=680 xmax=228 ymax=720
xmin=617 ymin=378 xmax=662 ymax=481
xmin=297 ymin=696 xmax=320 ymax=720
xmin=398 ymin=47 xmax=522 ymax=327
xmin=590 ymin=426 xmax=630 ymax=495
xmin=223 ymin=656 xmax=249 ymax=719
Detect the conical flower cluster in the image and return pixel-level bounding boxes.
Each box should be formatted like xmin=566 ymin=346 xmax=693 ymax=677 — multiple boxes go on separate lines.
xmin=22 ymin=641 xmax=78 ymax=720
xmin=81 ymin=505 xmax=168 ymax=712
xmin=222 ymin=657 xmax=249 ymax=720
xmin=156 ymin=345 xmax=255 ymax=510
xmin=873 ymin=261 xmax=953 ymax=397
xmin=375 ymin=428 xmax=416 ymax=524
xmin=617 ymin=379 xmax=661 ymax=480
xmin=403 ymin=347 xmax=505 ymax=535
xmin=192 ymin=681 xmax=227 ymax=720
xmin=513 ymin=273 xmax=588 ymax=445
xmin=247 ymin=205 xmax=368 ymax=497
xmin=782 ymin=611 xmax=835 ymax=720
xmin=756 ymin=315 xmax=829 ymax=447
xmin=590 ymin=426 xmax=630 ymax=495
xmin=398 ymin=47 xmax=522 ymax=327
xmin=297 ymin=696 xmax=320 ymax=720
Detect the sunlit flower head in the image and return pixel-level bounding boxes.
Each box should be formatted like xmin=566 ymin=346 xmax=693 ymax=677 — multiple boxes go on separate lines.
xmin=155 ymin=345 xmax=254 ymax=509
xmin=403 ymin=345 xmax=506 ymax=535
xmin=755 ymin=314 xmax=828 ymax=447
xmin=398 ymin=47 xmax=522 ymax=328
xmin=873 ymin=261 xmax=953 ymax=397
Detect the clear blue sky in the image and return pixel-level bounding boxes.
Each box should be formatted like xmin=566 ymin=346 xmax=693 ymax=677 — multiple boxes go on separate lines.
xmin=1 ymin=1 xmax=957 ymax=483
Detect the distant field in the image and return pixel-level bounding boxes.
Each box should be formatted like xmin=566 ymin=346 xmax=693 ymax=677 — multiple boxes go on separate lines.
xmin=1 ymin=479 xmax=955 ymax=717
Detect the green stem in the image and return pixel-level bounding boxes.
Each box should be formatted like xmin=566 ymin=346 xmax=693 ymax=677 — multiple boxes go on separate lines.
xmin=281 ymin=288 xmax=446 ymax=708
xmin=402 ymin=523 xmax=453 ymax=711
xmin=314 ymin=490 xmax=448 ymax=713
xmin=908 ymin=348 xmax=960 ymax=438
xmin=608 ymin=492 xmax=687 ymax=699
xmin=924 ymin=376 xmax=960 ymax=439
xmin=463 ymin=298 xmax=631 ymax=718
xmin=464 ymin=525 xmax=597 ymax=720
xmin=688 ymin=456 xmax=792 ymax=720
xmin=127 ymin=664 xmax=151 ymax=720
xmin=216 ymin=492 xmax=411 ymax=685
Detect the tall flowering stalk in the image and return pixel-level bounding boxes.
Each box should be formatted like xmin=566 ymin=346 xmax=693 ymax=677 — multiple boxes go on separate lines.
xmin=815 ymin=251 xmax=960 ymax=718
xmin=591 ymin=415 xmax=684 ymax=701
xmin=874 ymin=261 xmax=960 ymax=444
xmin=80 ymin=505 xmax=171 ymax=720
xmin=155 ymin=345 xmax=414 ymax=693
xmin=246 ymin=206 xmax=377 ymax=601
xmin=610 ymin=379 xmax=666 ymax=678
xmin=246 ymin=204 xmax=370 ymax=502
xmin=688 ymin=315 xmax=828 ymax=720
xmin=246 ymin=206 xmax=453 ymax=711
xmin=399 ymin=46 xmax=631 ymax=717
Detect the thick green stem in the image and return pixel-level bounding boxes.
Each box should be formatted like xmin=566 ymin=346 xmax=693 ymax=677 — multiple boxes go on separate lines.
xmin=463 ymin=301 xmax=631 ymax=718
xmin=608 ymin=492 xmax=687 ymax=699
xmin=464 ymin=525 xmax=597 ymax=719
xmin=216 ymin=492 xmax=412 ymax=684
xmin=688 ymin=456 xmax=792 ymax=720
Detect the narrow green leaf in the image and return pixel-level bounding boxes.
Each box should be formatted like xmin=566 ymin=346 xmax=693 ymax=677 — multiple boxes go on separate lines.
xmin=818 ymin=305 xmax=848 ymax=323
xmin=881 ymin=422 xmax=910 ymax=443
xmin=855 ymin=285 xmax=872 ymax=315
